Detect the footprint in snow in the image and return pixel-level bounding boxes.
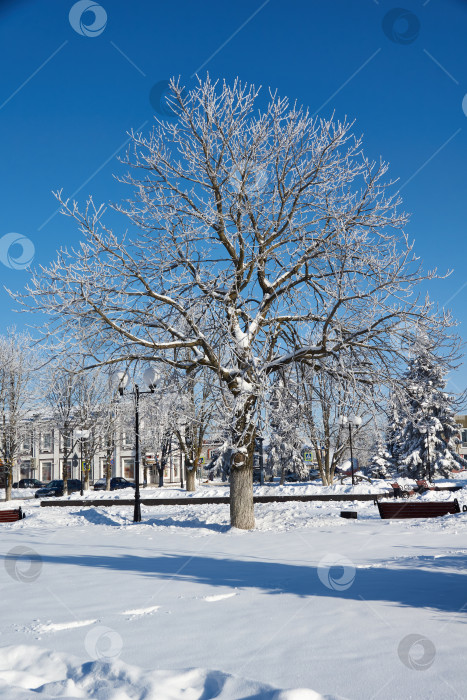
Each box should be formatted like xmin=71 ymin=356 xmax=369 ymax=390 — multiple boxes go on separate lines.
xmin=203 ymin=592 xmax=237 ymax=602
xmin=121 ymin=605 xmax=160 ymax=619
xmin=32 ymin=619 xmax=97 ymax=634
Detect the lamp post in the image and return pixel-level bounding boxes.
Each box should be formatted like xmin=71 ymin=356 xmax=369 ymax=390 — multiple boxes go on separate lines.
xmin=338 ymin=415 xmax=362 ymax=486
xmin=426 ymin=427 xmax=431 ymax=483
xmin=75 ymin=428 xmax=90 ymax=497
xmin=111 ymin=368 xmax=159 ymax=523
xmin=256 ymin=434 xmax=265 ymax=485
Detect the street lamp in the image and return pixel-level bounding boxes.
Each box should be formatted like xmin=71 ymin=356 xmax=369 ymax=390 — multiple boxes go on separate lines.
xmin=426 ymin=426 xmax=432 ymax=483
xmin=111 ymin=368 xmax=159 ymax=523
xmin=75 ymin=428 xmax=90 ymax=496
xmin=338 ymin=415 xmax=362 ymax=486
xmin=256 ymin=434 xmax=265 ymax=485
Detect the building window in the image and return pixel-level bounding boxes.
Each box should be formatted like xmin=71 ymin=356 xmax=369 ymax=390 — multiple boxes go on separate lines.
xmin=61 ymin=433 xmax=73 ymax=453
xmin=40 ymin=431 xmax=53 ymax=452
xmin=41 ymin=461 xmax=53 ymax=482
xmin=20 ymin=459 xmax=31 ymax=478
xmin=122 ymin=458 xmax=134 ymax=479
xmin=20 ymin=433 xmax=32 ymax=453
xmin=462 ymin=430 xmax=467 ymax=445
xmin=122 ymin=432 xmax=133 ymax=448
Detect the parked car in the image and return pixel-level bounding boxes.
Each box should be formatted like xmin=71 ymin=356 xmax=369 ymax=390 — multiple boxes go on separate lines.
xmin=12 ymin=479 xmax=44 ymax=489
xmin=35 ymin=479 xmax=82 ymax=498
xmin=93 ymin=477 xmax=136 ymax=491
xmin=284 ymin=472 xmax=300 ymax=482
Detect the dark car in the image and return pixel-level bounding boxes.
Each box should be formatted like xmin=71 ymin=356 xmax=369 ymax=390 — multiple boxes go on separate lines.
xmin=35 ymin=479 xmax=82 ymax=498
xmin=93 ymin=477 xmax=136 ymax=491
xmin=13 ymin=479 xmax=44 ymax=489
xmin=284 ymin=472 xmax=300 ymax=482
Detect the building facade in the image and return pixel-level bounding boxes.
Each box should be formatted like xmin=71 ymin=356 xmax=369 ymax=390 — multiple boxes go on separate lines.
xmin=454 ymin=415 xmax=467 ymax=460
xmin=9 ymin=417 xmax=184 ymax=485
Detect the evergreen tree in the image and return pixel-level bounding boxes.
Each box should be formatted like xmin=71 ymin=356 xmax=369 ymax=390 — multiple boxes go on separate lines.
xmin=396 ymin=342 xmax=466 ymax=479
xmin=367 ymin=438 xmax=395 ymax=479
xmin=386 ymin=396 xmax=406 ymax=465
xmin=266 ymin=378 xmax=307 ymax=482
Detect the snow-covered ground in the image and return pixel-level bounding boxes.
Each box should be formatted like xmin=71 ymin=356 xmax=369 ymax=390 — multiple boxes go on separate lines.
xmin=2 ymin=471 xmax=467 ymax=503
xmin=1 ymin=485 xmax=467 ymax=699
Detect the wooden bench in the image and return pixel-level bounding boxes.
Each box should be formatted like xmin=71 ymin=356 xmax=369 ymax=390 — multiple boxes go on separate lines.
xmin=0 ymin=508 xmax=24 ymax=523
xmin=376 ymin=498 xmax=463 ymax=519
xmin=391 ymin=482 xmax=413 ymax=499
xmin=415 ymin=480 xmax=436 ymax=494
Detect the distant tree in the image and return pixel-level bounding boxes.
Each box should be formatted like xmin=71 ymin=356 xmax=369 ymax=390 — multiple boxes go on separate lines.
xmin=173 ymin=367 xmax=217 ymax=491
xmin=293 ymin=358 xmax=375 ymax=485
xmin=367 ymin=438 xmax=395 ymax=479
xmin=0 ymin=330 xmax=37 ymax=501
xmin=74 ymin=369 xmax=109 ymax=490
xmin=266 ymin=375 xmax=306 ymax=483
xmin=45 ymin=363 xmax=81 ymax=495
xmin=396 ymin=340 xmax=466 ymax=479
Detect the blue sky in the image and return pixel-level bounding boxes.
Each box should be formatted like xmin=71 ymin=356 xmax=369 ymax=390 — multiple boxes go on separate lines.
xmin=1 ymin=0 xmax=467 ymax=388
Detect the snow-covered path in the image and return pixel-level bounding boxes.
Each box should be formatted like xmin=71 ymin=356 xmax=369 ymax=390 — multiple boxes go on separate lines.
xmin=1 ymin=495 xmax=467 ymax=699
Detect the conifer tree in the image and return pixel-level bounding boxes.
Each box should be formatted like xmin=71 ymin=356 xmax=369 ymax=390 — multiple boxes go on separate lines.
xmin=367 ymin=438 xmax=394 ymax=479
xmin=396 ymin=341 xmax=466 ymax=479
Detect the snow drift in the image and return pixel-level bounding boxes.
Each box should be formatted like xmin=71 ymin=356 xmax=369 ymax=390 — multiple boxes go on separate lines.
xmin=0 ymin=645 xmax=345 ymax=700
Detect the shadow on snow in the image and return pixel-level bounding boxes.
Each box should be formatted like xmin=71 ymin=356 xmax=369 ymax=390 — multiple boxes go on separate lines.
xmin=4 ymin=549 xmax=467 ymax=614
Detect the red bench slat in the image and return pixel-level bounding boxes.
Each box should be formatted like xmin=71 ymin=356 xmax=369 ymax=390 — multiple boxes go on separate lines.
xmin=377 ymin=499 xmax=461 ymax=519
xmin=0 ymin=509 xmax=24 ymax=522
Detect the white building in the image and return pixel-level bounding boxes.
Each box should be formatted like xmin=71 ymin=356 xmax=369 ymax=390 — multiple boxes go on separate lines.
xmin=7 ymin=416 xmax=184 ymax=485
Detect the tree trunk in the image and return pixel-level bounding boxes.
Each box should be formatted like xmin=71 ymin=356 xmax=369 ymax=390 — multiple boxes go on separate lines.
xmin=62 ymin=461 xmax=68 ymax=496
xmin=230 ymin=465 xmax=255 ymax=529
xmin=105 ymin=448 xmax=112 ymax=490
xmin=186 ymin=466 xmax=196 ymax=492
xmin=229 ymin=398 xmax=257 ymax=529
xmin=5 ymin=467 xmax=12 ymax=502
xmin=84 ymin=471 xmax=90 ymax=491
xmin=280 ymin=462 xmax=285 ymax=486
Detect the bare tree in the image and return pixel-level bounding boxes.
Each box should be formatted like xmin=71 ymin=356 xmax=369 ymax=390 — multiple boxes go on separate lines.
xmin=74 ymin=369 xmax=109 ymax=490
xmin=0 ymin=330 xmax=37 ymax=500
xmin=173 ymin=367 xmax=217 ymax=491
xmin=19 ymin=77 xmax=451 ymax=528
xmin=265 ymin=374 xmax=306 ymax=484
xmin=45 ymin=363 xmax=81 ymax=495
xmin=291 ymin=359 xmax=376 ymax=485
xmin=138 ymin=379 xmax=177 ymax=487
xmin=100 ymin=397 xmax=119 ymax=491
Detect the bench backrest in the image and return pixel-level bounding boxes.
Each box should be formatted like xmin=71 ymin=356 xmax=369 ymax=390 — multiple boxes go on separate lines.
xmin=377 ymin=499 xmax=461 ymax=519
xmin=0 ymin=508 xmax=24 ymax=523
